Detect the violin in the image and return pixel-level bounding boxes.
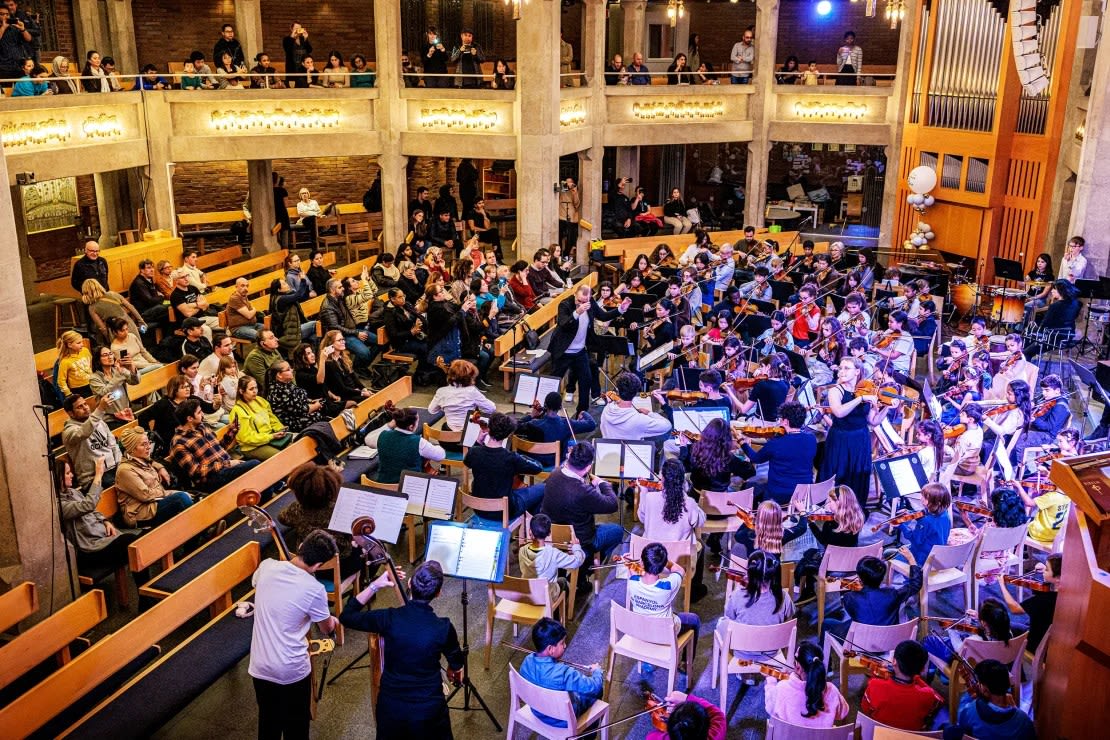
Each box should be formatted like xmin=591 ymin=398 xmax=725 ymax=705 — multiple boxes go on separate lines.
xmin=723 ymin=377 xmax=759 ymax=392
xmin=985 ymin=402 xmax=1017 ymax=418
xmin=734 ymin=659 xmax=792 ymax=681
xmin=530 ymin=400 xmax=545 ymax=417
xmin=1034 ymin=450 xmax=1063 ymax=465
xmin=1017 ymin=478 xmax=1059 ymax=493
xmin=633 ymin=478 xmax=663 ymax=491
xmin=827 ymin=574 xmax=864 ymax=591
xmin=943 ymin=423 xmax=967 ymax=440
xmin=855 ymin=379 xmax=920 ymax=408
xmin=874 ymin=330 xmax=902 ymax=350
xmin=803 ymin=508 xmax=837 ymax=523
xmin=922 ymin=615 xmax=981 ymax=634
xmin=591 ymin=553 xmax=646 ymax=575
xmin=642 ymin=687 xmax=672 ymax=732
xmin=732 ymin=424 xmax=786 ymax=439
xmin=1003 ymin=570 xmax=1054 ymax=593
xmin=720 ymin=566 xmax=749 ymax=586
xmin=870 ymin=509 xmax=925 ymax=532
xmin=1031 ymin=398 xmax=1059 ymax=419
xmin=1001 ymin=351 xmax=1023 ymax=373
xmin=954 ymin=501 xmax=993 ymax=518
xmin=469 ymin=409 xmax=489 ymax=430
xmin=842 ymin=650 xmax=894 ymax=680
xmin=734 ymin=507 xmax=755 ymax=529
xmin=671 ymin=429 xmax=701 ymax=443
xmin=665 ymin=390 xmax=708 ymax=402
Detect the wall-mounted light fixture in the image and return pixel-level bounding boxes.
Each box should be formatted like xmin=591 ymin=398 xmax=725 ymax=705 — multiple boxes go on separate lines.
xmin=505 ymin=0 xmax=527 ymax=21
xmin=666 ymin=0 xmax=685 ymax=27
xmin=419 ymin=107 xmax=500 ymax=131
xmin=210 ymin=108 xmax=342 ymax=132
xmin=560 ymin=105 xmax=587 ymax=128
xmin=632 ymin=99 xmax=725 ymax=121
xmin=1 ymin=117 xmax=70 ymax=148
xmin=791 ymin=100 xmax=869 ymax=120
xmin=81 ymin=113 xmax=123 ymax=139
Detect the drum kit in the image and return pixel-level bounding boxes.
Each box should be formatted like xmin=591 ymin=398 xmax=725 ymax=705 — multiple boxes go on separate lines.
xmin=947 ymin=280 xmax=1030 ymax=330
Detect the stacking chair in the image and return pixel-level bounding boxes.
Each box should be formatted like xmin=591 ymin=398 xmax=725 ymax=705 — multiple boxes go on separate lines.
xmin=606 ymin=602 xmax=695 ymax=697
xmin=816 ymin=542 xmax=883 ymax=636
xmin=506 ymin=665 xmax=610 ymax=740
xmin=823 ymin=618 xmax=919 ymax=692
xmin=511 ymin=435 xmax=561 ymax=481
xmin=459 ymin=492 xmax=525 ymax=556
xmin=928 ymin=631 xmax=1028 ymax=720
xmin=766 ymin=717 xmax=854 ymax=739
xmin=484 ymin=575 xmax=566 ymax=669
xmin=856 ymin=712 xmax=944 ymax=740
xmin=891 ymin=536 xmax=979 ymax=626
xmin=711 ymin=619 xmax=797 ymax=710
xmin=627 ymin=533 xmax=695 ymax=614
xmin=317 ymin=553 xmax=361 ymax=619
xmin=971 ymin=523 xmax=1029 ymax=608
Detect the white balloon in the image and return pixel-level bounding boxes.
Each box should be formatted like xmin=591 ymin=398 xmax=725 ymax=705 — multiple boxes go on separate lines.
xmin=924 ymin=195 xmax=935 ymax=207
xmin=925 ymin=231 xmax=935 ymax=240
xmin=907 ymin=166 xmax=938 ymax=195
xmin=911 ymin=236 xmax=924 ymax=247
xmin=920 ymin=223 xmax=931 ymax=233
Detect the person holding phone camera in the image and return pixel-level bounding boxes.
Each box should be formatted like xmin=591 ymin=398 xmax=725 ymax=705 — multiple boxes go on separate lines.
xmin=283 ymin=21 xmax=312 ymax=87
xmin=423 ymin=26 xmax=449 ymax=88
xmin=450 ymin=28 xmax=484 ymax=88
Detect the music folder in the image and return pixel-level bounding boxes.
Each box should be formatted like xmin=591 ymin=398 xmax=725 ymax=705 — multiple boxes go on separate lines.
xmin=594 ymin=439 xmax=655 ymax=479
xmin=327 ymin=483 xmax=407 ymax=544
xmin=425 ymin=521 xmax=509 ymax=583
xmin=513 ymin=373 xmax=563 ymax=407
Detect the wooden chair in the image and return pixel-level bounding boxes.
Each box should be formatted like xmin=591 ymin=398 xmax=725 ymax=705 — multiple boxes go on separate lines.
xmin=971 ymin=523 xmax=1029 ymax=608
xmin=928 ymin=631 xmax=1028 ymax=720
xmin=823 ymin=618 xmax=919 ymax=691
xmin=605 ymin=602 xmax=695 ymax=697
xmin=947 ymin=433 xmax=1004 ymax=499
xmin=511 ymin=435 xmax=561 ymax=481
xmin=484 ymin=576 xmax=566 ymax=668
xmin=519 ymin=513 xmax=587 ymax=616
xmin=506 ymin=665 xmax=610 ymax=740
xmin=892 ymin=536 xmax=979 ymax=627
xmin=856 ymin=712 xmax=944 ymax=739
xmin=627 ymin=533 xmax=695 ymax=614
xmin=766 ymin=717 xmax=855 ymax=739
xmin=816 ymin=542 xmax=883 ymax=636
xmin=458 ymin=492 xmax=524 ymax=560
xmin=711 ymin=619 xmax=798 ymax=710
xmin=422 ymin=423 xmax=466 ymax=480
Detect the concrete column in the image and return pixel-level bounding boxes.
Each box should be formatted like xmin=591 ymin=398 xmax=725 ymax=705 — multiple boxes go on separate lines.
xmin=103 ymin=0 xmax=137 ymax=75
xmin=621 ymin=0 xmax=647 ymax=59
xmin=247 ymin=161 xmax=277 ymax=254
xmin=745 ymin=0 xmax=779 ymax=228
xmin=234 ymin=0 xmax=265 ymax=64
xmin=577 ymin=0 xmax=608 ymax=263
xmin=93 ymin=170 xmax=134 ymax=246
xmin=0 ymin=148 xmax=73 ymax=619
xmin=615 ymin=148 xmax=639 ymax=184
xmin=373 ymin=0 xmax=410 ymax=249
xmin=9 ymin=186 xmax=37 ymax=299
xmin=879 ymin=0 xmax=920 ymax=248
xmin=515 ymin=0 xmax=562 ymax=260
xmin=140 ymin=94 xmax=175 ymax=233
xmin=582 ymin=0 xmax=607 ymax=86
xmin=71 ymin=0 xmax=106 ymax=63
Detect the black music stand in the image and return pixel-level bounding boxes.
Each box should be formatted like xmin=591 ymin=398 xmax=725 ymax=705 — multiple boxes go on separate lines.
xmin=770 ymin=280 xmax=796 ymax=304
xmin=993 ymin=257 xmax=1024 ymax=284
xmin=1069 ymin=359 xmax=1110 ymax=436
xmin=1075 ymin=279 xmax=1110 ymax=356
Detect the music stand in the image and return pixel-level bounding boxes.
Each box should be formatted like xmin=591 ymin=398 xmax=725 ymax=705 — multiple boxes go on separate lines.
xmin=595 ymin=439 xmax=656 ymax=534
xmin=669 ymin=367 xmax=703 ymax=391
xmin=426 ymin=521 xmax=509 ymax=731
xmin=993 ymin=257 xmax=1024 ymax=284
xmin=782 ymin=348 xmax=811 ymax=380
xmin=1069 ymin=359 xmax=1110 ymax=436
xmin=770 ymin=280 xmax=795 ymax=304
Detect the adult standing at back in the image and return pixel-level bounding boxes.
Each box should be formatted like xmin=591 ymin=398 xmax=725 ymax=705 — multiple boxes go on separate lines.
xmin=730 ymin=29 xmax=755 ymax=84
xmin=283 ymin=22 xmax=312 ymax=87
xmin=835 ymin=31 xmax=863 ymax=86
xmin=71 ymin=239 xmax=108 ymax=292
xmin=213 ymin=23 xmax=245 ymax=70
xmin=423 ymin=26 xmax=449 ymax=88
xmin=548 ymin=283 xmax=630 ymax=415
xmin=450 ymin=28 xmax=484 ymax=89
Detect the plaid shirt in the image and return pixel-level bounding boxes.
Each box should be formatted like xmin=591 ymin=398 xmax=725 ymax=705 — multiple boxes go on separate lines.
xmin=169 ymin=424 xmax=233 ymax=483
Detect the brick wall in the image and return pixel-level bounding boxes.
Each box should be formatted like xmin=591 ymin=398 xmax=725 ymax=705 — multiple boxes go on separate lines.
xmin=404 ymin=0 xmax=518 ymax=62
xmin=172 ymin=157 xmax=380 ymax=214
xmin=133 ymin=0 xmax=236 ymax=68
xmin=260 ymin=1 xmax=375 ymax=65
xmin=773 ymin=0 xmax=901 ymax=68
xmin=47 ymin=1 xmax=78 ymax=59
xmin=683 ymin=3 xmax=757 ymax=73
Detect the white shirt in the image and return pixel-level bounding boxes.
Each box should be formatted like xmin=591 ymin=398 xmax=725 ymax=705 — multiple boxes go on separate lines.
xmin=627 ymin=572 xmax=683 ymax=619
xmin=297 ymin=199 xmax=322 ymax=221
xmin=248 ymin=559 xmax=331 ymax=685
xmin=567 ymin=308 xmax=590 ymax=353
xmin=1060 ymin=253 xmax=1087 ymax=283
xmin=427 ymin=384 xmax=497 ymax=431
xmin=199 ymin=351 xmax=229 ymax=379
xmin=638 ymin=490 xmax=707 ymax=547
xmin=600 ymin=403 xmax=672 ymax=440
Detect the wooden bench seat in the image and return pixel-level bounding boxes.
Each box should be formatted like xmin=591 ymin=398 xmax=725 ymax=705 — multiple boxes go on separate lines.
xmin=0 ymin=590 xmax=108 ymax=694
xmin=0 ymin=542 xmax=260 ymax=740
xmin=0 ymin=581 xmax=38 ymax=634
xmin=204 ymin=249 xmax=288 ymax=287
xmin=602 ymin=228 xmax=801 ymax=269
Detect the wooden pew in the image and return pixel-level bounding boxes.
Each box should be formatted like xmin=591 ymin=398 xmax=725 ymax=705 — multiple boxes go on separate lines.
xmin=603 ymin=228 xmax=801 ymax=269
xmin=299 ymin=255 xmax=379 ymax=318
xmin=204 ymin=249 xmax=288 ymax=288
xmin=177 ymin=211 xmax=244 ymax=254
xmin=0 ymin=591 xmax=108 ymax=692
xmin=194 ymin=245 xmax=241 ymax=272
xmin=0 ymin=582 xmax=38 ymax=634
xmin=47 ymin=362 xmax=180 ymax=439
xmin=127 ymin=377 xmax=413 ymax=574
xmin=0 ymin=543 xmax=260 ymax=740
xmin=207 ymin=250 xmax=335 ymax=306
xmin=35 ymin=338 xmax=90 ymax=374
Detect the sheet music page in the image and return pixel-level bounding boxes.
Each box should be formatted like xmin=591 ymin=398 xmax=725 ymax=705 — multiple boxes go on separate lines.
xmin=328 ymin=486 xmax=407 ymax=544
xmin=454 ymin=528 xmax=504 ymax=581
xmin=594 ymin=441 xmax=624 ymax=478
xmin=424 ymin=477 xmax=458 ymax=520
xmin=537 ymin=376 xmax=562 ymax=401
xmin=887 ymin=458 xmax=923 ymax=498
xmin=425 ymin=523 xmax=465 ymax=570
xmin=623 ymin=443 xmax=655 ymax=479
xmin=514 ymin=374 xmax=540 ymax=406
xmin=462 ymin=414 xmax=489 ymax=448
xmin=400 ymin=474 xmax=429 ymax=516
xmin=637 ymin=340 xmax=674 ymax=372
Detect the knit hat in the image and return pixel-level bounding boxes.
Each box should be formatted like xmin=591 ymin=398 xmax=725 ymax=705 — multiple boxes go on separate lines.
xmin=119 ymin=426 xmax=148 ymax=454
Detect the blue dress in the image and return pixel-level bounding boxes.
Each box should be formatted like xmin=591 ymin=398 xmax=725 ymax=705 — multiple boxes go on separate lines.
xmin=819 ymin=389 xmax=873 ymax=510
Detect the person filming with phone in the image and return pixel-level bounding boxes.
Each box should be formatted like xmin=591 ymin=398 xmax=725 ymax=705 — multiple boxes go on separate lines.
xmin=423 ymin=26 xmax=449 ymax=88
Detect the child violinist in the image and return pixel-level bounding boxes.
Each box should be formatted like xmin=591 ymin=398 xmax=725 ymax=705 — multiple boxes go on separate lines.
xmin=860 ymin=640 xmax=943 ymax=732
xmin=1015 ymin=429 xmax=1075 ymax=548
xmin=892 ymin=482 xmax=951 ymax=567
xmin=805 ymin=317 xmax=846 ymax=386
xmin=707 ymin=310 xmax=731 ymax=344
xmin=987 ymin=334 xmax=1031 ymax=401
xmin=941 ymin=404 xmax=985 ymax=486
xmin=837 ymin=293 xmax=871 ymax=339
xmin=519 ymin=617 xmax=605 ymax=729
xmin=712 ymin=336 xmax=745 ymax=378
xmin=758 ymin=310 xmax=795 ymax=356
xmin=949 ymin=659 xmax=1036 ymax=740
xmin=997 ymin=553 xmax=1060 ymax=653
xmin=764 ymin=640 xmax=850 ymax=728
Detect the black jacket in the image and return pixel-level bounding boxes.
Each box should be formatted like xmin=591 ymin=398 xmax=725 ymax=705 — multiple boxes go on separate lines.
xmin=428 ymin=218 xmax=461 ymax=252
xmin=548 ymin=297 xmax=623 ymax=357
xmin=319 ymin=295 xmax=358 ymax=336
xmin=72 ymin=256 xmax=109 ymax=292
xmin=129 ymin=274 xmax=164 ymax=312
xmin=383 ymin=303 xmax=422 ymax=348
xmin=213 ymin=37 xmax=245 ymax=69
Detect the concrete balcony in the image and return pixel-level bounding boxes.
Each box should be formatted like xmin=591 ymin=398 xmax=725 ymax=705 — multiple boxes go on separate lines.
xmin=603 ymin=84 xmax=755 ymax=145
xmin=399 ymin=87 xmax=518 ymax=159
xmin=770 ymin=85 xmax=895 ymax=145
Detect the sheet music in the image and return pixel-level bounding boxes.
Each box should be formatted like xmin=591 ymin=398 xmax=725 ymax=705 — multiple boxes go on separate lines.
xmin=400 ymin=473 xmax=429 ymax=516
xmin=622 ymin=443 xmax=655 ymax=479
xmin=673 ymin=407 xmax=731 ymax=435
xmin=888 ymin=458 xmax=923 ymax=498
xmin=426 ymin=524 xmax=505 ymax=582
xmin=637 ymin=340 xmax=674 ymax=372
xmin=513 ymin=374 xmax=562 ymax=406
xmin=594 ymin=440 xmax=625 ymax=478
xmin=537 ymin=376 xmax=562 ymax=403
xmin=461 ymin=413 xmax=489 ymax=449
xmin=424 ymin=477 xmax=457 ymax=520
xmin=328 ymin=485 xmax=407 ymax=544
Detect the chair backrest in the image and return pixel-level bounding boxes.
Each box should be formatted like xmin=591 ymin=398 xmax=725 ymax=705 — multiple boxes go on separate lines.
xmin=857 ymin=711 xmax=945 ymax=740
xmin=819 ymin=542 xmax=883 ymax=577
xmin=724 ymin=618 xmax=797 ymax=656
xmin=975 ymin=524 xmax=1029 ymax=572
xmin=490 ymin=575 xmax=554 ymax=611
xmin=460 ymin=492 xmax=510 ymax=527
xmin=701 ymin=489 xmax=740 ymax=516
xmin=767 ymin=717 xmax=855 ymax=739
xmin=609 ymin=601 xmax=679 ymax=650
xmin=961 ymin=631 xmax=1028 ymax=697
xmin=628 ymin=533 xmax=694 ymax=571
xmin=923 ymin=537 xmax=979 ymax=572
xmin=423 ymin=423 xmax=463 ymax=445
xmin=508 ymin=664 xmax=578 ymax=727
xmin=511 ymin=435 xmax=561 ymax=467
xmin=844 ymin=619 xmax=919 ymax=654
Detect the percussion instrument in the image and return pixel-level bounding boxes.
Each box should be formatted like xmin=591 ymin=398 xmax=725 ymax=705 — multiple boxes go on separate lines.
xmin=951 ymin=282 xmax=979 ymax=319
xmin=988 ymin=335 xmax=1008 ymax=354
xmin=991 ymin=288 xmax=1026 ymax=325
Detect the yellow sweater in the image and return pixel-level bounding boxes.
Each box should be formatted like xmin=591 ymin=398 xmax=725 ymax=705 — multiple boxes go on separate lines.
xmin=58 ymin=349 xmax=93 ymax=394
xmin=229 ymin=398 xmax=285 ymax=451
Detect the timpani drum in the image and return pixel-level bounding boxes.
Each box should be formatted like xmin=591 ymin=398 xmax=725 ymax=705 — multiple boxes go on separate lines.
xmin=991 ymin=288 xmax=1026 ymax=325
xmin=951 ymin=283 xmax=979 ymax=318
xmin=989 ymin=335 xmax=1008 ymax=354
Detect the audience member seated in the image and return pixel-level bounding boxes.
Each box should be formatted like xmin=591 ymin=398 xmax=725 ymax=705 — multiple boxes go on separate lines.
xmin=626 ymin=52 xmax=650 ymax=85
xmin=244 ymin=330 xmax=285 ymax=392
xmin=425 ymin=285 xmax=473 ymax=367
xmin=51 ymin=55 xmax=81 ymax=94
xmin=307 ymin=250 xmax=335 ymax=296
xmin=320 ymin=278 xmax=375 ymax=372
xmin=527 ymin=248 xmax=565 ymax=303
xmin=295 ymin=188 xmax=326 ymax=242
xmin=343 ymin=269 xmax=378 ymax=326
xmin=249 ymin=52 xmax=284 ymax=88
xmin=140 ymin=375 xmax=193 ymax=457
xmin=226 ymin=277 xmax=266 ymax=341
xmin=62 ymin=393 xmax=121 ymax=489
xmin=428 ymin=359 xmax=496 ymax=432
xmin=170 ymin=268 xmax=218 ymax=340
xmin=199 ymin=331 xmax=234 ymax=377
xmin=180 ymin=317 xmax=215 ymax=360
xmin=349 ymin=53 xmax=375 ymax=87
xmin=129 ymin=258 xmax=170 ymax=328
xmin=519 ymin=618 xmax=604 ymax=730
xmin=371 ymin=406 xmax=446 ymax=485
xmin=266 ymin=360 xmax=325 ymax=433
xmin=89 ymin=345 xmax=139 ymax=425
xmin=136 ymin=63 xmax=168 ymax=90
xmin=382 ymin=287 xmax=428 ymax=357
xmin=428 ymin=209 xmax=461 ymax=256
xmin=58 ymin=457 xmax=140 ymax=575
xmin=115 ymin=427 xmax=195 ymax=527
xmin=278 ymin=462 xmax=364 ymax=576
xmin=56 ymin=329 xmax=93 ymax=397
xmin=764 ymin=641 xmax=850 ymax=728
xmin=372 ymin=253 xmax=400 ymax=289
xmin=319 ymin=51 xmax=349 ymax=87
xmin=81 ymin=50 xmax=111 ymax=92
xmin=860 ymin=640 xmax=943 ymax=732
xmin=541 ymin=441 xmax=621 ymax=577
xmin=169 ymin=398 xmax=261 ymax=492
xmin=319 ymin=329 xmax=372 ymax=407
xmin=508 ymin=260 xmax=538 ymax=311
xmin=107 ymin=316 xmax=161 ymax=374
xmin=81 ymin=278 xmax=146 ymax=344
xmin=464 ymin=412 xmax=545 ymax=521
xmin=228 ymin=375 xmax=289 ymax=461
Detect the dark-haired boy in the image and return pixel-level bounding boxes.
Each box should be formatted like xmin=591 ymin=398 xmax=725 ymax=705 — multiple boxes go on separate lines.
xmin=519 ymin=617 xmax=604 ymax=728
xmin=518 ymin=391 xmax=597 ymax=468
xmin=860 ymin=640 xmax=943 ymax=731
xmin=519 ymin=514 xmax=585 ymax=601
xmin=464 ymin=411 xmax=545 ymax=520
xmin=945 ymin=659 xmax=1036 ymax=740
xmin=825 ymin=547 xmax=921 ymax=639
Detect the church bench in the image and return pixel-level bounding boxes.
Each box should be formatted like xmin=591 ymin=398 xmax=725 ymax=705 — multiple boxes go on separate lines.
xmin=47 ymin=361 xmax=181 ymax=440
xmin=204 ymin=248 xmax=289 ymax=288
xmin=0 ymin=542 xmax=260 ymax=740
xmin=298 ymin=254 xmax=380 ymax=320
xmin=194 ymin=245 xmax=242 ymax=272
xmin=0 ymin=590 xmax=108 ymax=694
xmin=0 ymin=581 xmax=38 ymax=634
xmin=207 ymin=250 xmax=336 ymax=306
xmin=177 ymin=211 xmax=244 ymax=254
xmin=127 ymin=377 xmax=412 ymax=574
xmin=601 ymin=228 xmax=800 ymax=269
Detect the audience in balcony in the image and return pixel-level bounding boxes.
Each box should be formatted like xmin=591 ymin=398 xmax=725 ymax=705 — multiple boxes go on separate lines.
xmin=301 ymin=55 xmax=324 ymax=87
xmin=215 ymin=51 xmax=247 ymax=89
xmin=776 ymin=55 xmax=801 ymax=84
xmin=688 ymin=33 xmax=701 ymax=73
xmin=730 ymin=28 xmax=755 ymax=84
xmin=0 ymin=6 xmax=31 ymax=79
xmin=188 ymin=50 xmax=216 ymax=88
xmin=179 ymin=59 xmax=202 ymax=90
xmin=137 ymin=63 xmax=168 ymax=91
xmin=435 ymin=183 xmax=460 ymax=222
xmin=250 ymin=52 xmax=284 ymax=89
xmin=560 ymin=32 xmax=574 ymax=86
xmin=604 ymin=53 xmax=627 ymax=85
xmin=627 ymin=52 xmax=651 ymax=85
xmin=409 ymin=185 xmax=433 ymax=223
xmin=491 ymin=58 xmax=514 ymax=90
xmin=350 ymin=53 xmax=375 ymax=87
xmin=664 ymin=188 xmax=695 ymax=235
xmin=466 ymin=198 xmax=502 ymax=259
xmin=12 ymin=59 xmax=50 ymax=96
xmin=423 ymin=26 xmax=450 ymax=88
xmin=451 ymin=28 xmax=484 ymax=89
xmin=102 ymin=56 xmax=124 ymax=91
xmin=401 ymin=51 xmax=419 ymax=87
xmin=667 ymin=53 xmax=692 ymax=85
xmin=214 ymin=23 xmax=245 ymax=69
xmin=836 ymin=30 xmax=863 ymax=86
xmin=283 ymin=22 xmax=313 ymax=87
xmin=694 ymin=61 xmax=718 ymax=85
xmin=51 ymin=55 xmax=79 ymax=94
xmin=81 ymin=49 xmax=110 ymax=92
xmin=320 ymin=51 xmax=348 ymax=87
xmin=802 ymin=60 xmax=821 ymax=85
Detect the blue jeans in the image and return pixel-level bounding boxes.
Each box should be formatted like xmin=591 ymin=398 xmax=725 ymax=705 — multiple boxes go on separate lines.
xmin=593 ymin=523 xmax=624 ymax=564
xmin=510 ymin=484 xmax=546 ymax=519
xmin=345 ymin=334 xmax=376 ymax=369
xmin=231 ymin=324 xmax=264 ymax=341
xmin=150 ymin=491 xmax=194 ymax=526
xmin=731 ymin=74 xmax=751 ymax=84
xmin=197 ymin=458 xmax=262 ymax=493
xmin=300 ymin=322 xmax=318 ymax=342
xmin=428 ymin=327 xmax=462 ymax=366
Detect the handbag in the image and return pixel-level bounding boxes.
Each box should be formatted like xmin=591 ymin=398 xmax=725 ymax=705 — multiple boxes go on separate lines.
xmin=269 ymin=433 xmax=294 ymax=449
xmin=686 ymin=208 xmax=702 ymax=224
xmin=524 ymin=327 xmax=540 ymax=350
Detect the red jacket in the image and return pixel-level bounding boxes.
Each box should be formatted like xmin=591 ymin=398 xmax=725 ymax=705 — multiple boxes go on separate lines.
xmin=861 ymin=675 xmax=942 ymax=731
xmin=510 ymin=275 xmax=537 ymax=310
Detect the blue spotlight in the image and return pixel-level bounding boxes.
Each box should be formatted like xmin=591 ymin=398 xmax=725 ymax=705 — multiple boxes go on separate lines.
xmin=816 ymin=0 xmax=832 ymax=15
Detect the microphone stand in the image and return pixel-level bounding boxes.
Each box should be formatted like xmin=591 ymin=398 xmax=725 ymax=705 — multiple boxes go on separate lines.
xmin=37 ymin=404 xmax=77 ymax=605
